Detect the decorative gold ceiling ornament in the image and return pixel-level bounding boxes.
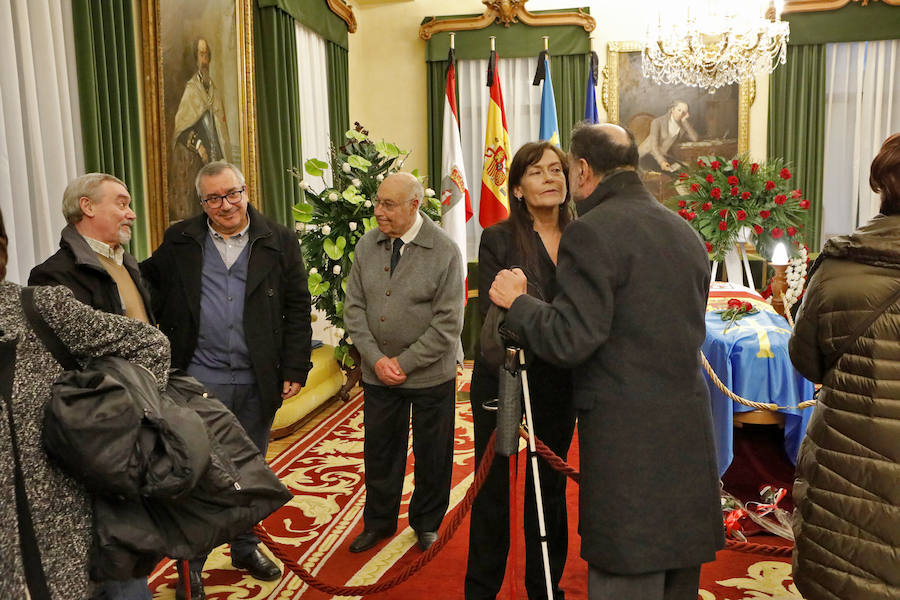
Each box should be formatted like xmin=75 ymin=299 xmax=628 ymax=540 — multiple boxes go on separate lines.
xmin=783 ymin=0 xmax=900 ymax=12
xmin=418 ymin=0 xmax=595 ymax=41
xmin=327 ymin=0 xmax=357 ymax=33
xmin=641 ymin=1 xmax=790 ymax=92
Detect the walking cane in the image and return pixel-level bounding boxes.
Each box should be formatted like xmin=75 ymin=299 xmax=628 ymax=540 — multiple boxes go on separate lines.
xmin=494 ymin=346 xmax=554 ymax=599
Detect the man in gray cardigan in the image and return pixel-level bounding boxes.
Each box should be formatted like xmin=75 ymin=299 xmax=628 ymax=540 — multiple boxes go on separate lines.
xmin=344 ymin=172 xmax=464 ymax=554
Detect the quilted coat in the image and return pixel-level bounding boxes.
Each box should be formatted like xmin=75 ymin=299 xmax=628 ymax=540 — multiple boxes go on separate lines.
xmin=788 ymin=213 xmax=900 ymax=600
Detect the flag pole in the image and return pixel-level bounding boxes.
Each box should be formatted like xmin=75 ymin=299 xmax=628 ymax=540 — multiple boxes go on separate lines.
xmin=449 ymin=32 xmax=454 ymax=50
xmin=543 ymin=35 xmax=549 ymax=51
xmin=490 ymin=35 xmax=495 ymax=52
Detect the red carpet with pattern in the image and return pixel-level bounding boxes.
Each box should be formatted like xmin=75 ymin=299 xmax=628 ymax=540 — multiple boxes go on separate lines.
xmin=147 ymin=375 xmax=800 ymax=599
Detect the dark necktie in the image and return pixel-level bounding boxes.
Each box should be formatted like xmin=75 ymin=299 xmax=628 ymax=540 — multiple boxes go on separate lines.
xmin=390 ymin=238 xmax=404 ymax=276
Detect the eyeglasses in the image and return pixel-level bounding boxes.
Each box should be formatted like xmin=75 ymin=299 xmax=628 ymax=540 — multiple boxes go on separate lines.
xmin=201 ymin=186 xmax=245 ymax=209
xmin=373 ymin=198 xmax=414 ymax=211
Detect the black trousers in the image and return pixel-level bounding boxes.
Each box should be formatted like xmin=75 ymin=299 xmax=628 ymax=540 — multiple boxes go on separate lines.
xmin=588 ymin=564 xmax=702 ymax=600
xmin=465 ymin=360 xmax=575 ymax=600
xmin=361 ymin=379 xmax=456 ymax=534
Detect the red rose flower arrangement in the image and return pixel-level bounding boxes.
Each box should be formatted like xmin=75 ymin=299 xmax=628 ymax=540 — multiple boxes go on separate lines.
xmin=718 ymin=298 xmax=759 ymax=333
xmin=673 ymin=154 xmax=810 ymax=261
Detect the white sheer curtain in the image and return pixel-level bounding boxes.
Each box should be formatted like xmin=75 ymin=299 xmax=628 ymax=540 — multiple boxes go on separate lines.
xmin=821 ymin=40 xmax=900 ymax=243
xmin=0 ymin=0 xmax=82 ymax=284
xmin=295 ymin=21 xmax=332 ymax=193
xmin=458 ymin=56 xmax=541 ymax=260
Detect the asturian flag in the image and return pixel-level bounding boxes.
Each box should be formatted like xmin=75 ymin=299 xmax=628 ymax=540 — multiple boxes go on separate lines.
xmin=534 ymin=51 xmax=560 ymax=145
xmin=440 ymin=48 xmax=472 ymax=297
xmin=584 ymin=51 xmax=600 ymax=124
xmin=479 ymin=50 xmax=511 ymax=229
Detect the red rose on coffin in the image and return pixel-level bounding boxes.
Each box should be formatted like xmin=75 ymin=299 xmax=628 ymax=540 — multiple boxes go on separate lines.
xmin=774 ymin=194 xmax=787 ymax=205
xmin=690 ymin=183 xmax=700 ymax=192
xmin=787 ymin=226 xmax=798 ymax=236
xmin=678 ymin=200 xmax=687 ymax=208
xmin=727 ymin=298 xmax=743 ymax=308
xmin=711 ymin=187 xmax=722 ymax=199
xmin=792 ymin=189 xmax=802 ymax=198
xmin=760 ymin=210 xmax=771 ymax=219
xmin=702 ymin=202 xmax=712 ymax=211
xmin=765 ymin=181 xmax=776 ymax=191
xmin=780 ymin=168 xmax=792 ymax=180
xmin=711 ymin=160 xmax=721 ymax=170
xmin=753 ymin=224 xmax=763 ymax=235
xmin=751 ymin=163 xmax=760 ymax=174
xmin=771 ymin=227 xmax=784 ymax=239
xmin=718 ymin=221 xmax=728 ymax=231
xmin=799 ymin=199 xmax=810 ymax=209
xmin=736 ymin=210 xmax=747 ymax=221
xmin=705 ymin=241 xmax=714 ymax=252
xmin=730 ymin=187 xmax=739 ymax=196
xmin=732 ymin=159 xmax=739 ymax=169
xmin=706 ymin=174 xmax=715 ymax=183
xmin=719 ymin=209 xmax=728 ymax=218
xmin=728 ymin=175 xmax=739 ymax=185
xmin=679 ymin=172 xmax=689 ymax=180
xmin=742 ymin=302 xmax=753 ymax=312
xmin=741 ymin=191 xmax=751 ymax=200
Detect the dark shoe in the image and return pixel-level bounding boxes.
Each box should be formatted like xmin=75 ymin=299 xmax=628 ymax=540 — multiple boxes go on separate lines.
xmin=417 ymin=530 xmax=438 ymax=551
xmin=232 ymin=547 xmax=282 ymax=581
xmin=174 ymin=570 xmax=206 ymax=600
xmin=349 ymin=529 xmax=393 ymax=553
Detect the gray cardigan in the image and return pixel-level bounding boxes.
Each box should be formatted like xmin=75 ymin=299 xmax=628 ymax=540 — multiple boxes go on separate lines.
xmin=344 ymin=214 xmax=464 ymax=388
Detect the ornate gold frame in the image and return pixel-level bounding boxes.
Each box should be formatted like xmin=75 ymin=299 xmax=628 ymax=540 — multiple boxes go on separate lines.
xmin=327 ymin=0 xmax=357 ymax=33
xmin=783 ymin=0 xmax=900 ymax=13
xmin=601 ymin=41 xmax=753 ymax=155
xmin=141 ymin=0 xmax=258 ymax=248
xmin=418 ymin=0 xmax=595 ymax=40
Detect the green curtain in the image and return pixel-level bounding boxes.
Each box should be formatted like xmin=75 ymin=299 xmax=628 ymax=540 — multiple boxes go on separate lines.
xmin=72 ymin=0 xmax=147 ymax=257
xmin=258 ymin=0 xmax=348 ymax=48
xmin=768 ymin=44 xmax=826 ymax=250
xmin=786 ymin=3 xmax=900 ymax=45
xmin=326 ymin=41 xmax=350 ymax=149
xmin=254 ymin=4 xmax=303 ymax=225
xmin=427 ymin=60 xmax=450 ymax=190
xmin=550 ymin=54 xmax=588 ymax=151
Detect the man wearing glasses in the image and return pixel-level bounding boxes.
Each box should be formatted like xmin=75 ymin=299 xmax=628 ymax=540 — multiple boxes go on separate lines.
xmin=142 ymin=161 xmax=312 ymax=599
xmin=343 ymin=172 xmax=464 ymax=554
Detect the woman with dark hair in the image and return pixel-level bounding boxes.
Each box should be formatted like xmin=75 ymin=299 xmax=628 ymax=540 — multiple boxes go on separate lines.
xmin=465 ymin=141 xmax=575 ymax=600
xmin=0 ymin=206 xmax=170 ymax=600
xmin=789 ymin=132 xmax=900 ymax=600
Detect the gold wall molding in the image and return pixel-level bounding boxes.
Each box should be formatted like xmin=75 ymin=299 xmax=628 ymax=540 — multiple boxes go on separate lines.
xmin=327 ymin=0 xmax=357 ymax=33
xmin=419 ymin=0 xmax=595 ymax=40
xmin=783 ymin=0 xmax=900 ymax=13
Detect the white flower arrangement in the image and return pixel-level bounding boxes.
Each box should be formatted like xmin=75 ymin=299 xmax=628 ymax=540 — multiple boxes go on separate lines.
xmin=784 ymin=245 xmax=808 ymax=310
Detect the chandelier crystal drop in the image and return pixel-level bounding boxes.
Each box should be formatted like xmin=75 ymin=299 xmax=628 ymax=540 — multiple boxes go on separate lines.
xmin=641 ymin=1 xmax=789 ymax=91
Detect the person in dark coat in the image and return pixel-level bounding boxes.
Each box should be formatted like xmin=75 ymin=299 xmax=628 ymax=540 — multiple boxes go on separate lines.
xmin=29 ymin=173 xmax=153 ymax=322
xmin=465 ymin=141 xmax=575 ymax=600
xmin=788 ymin=133 xmax=900 ymax=600
xmin=141 ymin=161 xmax=312 ymax=599
xmin=28 ymin=172 xmax=157 ymax=599
xmin=490 ymin=123 xmax=724 ymax=600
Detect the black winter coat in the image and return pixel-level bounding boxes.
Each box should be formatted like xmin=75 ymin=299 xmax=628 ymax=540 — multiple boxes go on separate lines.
xmin=29 ymin=224 xmax=154 ymax=321
xmin=141 ymin=205 xmax=312 ymax=421
xmin=502 ymin=171 xmax=725 ymax=573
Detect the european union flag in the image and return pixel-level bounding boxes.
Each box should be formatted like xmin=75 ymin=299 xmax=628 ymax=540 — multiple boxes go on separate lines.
xmin=537 ymin=56 xmax=559 ymax=146
xmin=584 ymin=51 xmax=599 ymax=124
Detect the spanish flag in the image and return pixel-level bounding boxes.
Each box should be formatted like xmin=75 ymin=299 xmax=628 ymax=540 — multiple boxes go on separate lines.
xmin=479 ymin=50 xmax=511 ymax=229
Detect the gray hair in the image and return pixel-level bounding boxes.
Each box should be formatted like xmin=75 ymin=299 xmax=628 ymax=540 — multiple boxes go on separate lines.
xmin=62 ymin=173 xmax=128 ymax=224
xmin=195 ymin=161 xmax=246 ymax=199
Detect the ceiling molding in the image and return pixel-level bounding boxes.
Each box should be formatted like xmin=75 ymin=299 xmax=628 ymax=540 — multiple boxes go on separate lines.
xmin=419 ymin=0 xmax=595 ymax=41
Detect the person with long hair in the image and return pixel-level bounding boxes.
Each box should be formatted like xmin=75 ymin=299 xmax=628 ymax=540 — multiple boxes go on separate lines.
xmin=0 ymin=206 xmax=170 ymax=599
xmin=465 ymin=141 xmax=576 ymax=599
xmin=789 ymin=132 xmax=900 ymax=600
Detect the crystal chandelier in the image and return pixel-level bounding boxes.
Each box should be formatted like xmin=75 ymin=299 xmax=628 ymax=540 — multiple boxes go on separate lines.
xmin=642 ymin=1 xmax=789 ymax=91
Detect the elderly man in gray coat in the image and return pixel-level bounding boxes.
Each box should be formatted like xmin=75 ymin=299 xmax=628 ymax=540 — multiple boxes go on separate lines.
xmin=344 ymin=172 xmax=464 ymax=554
xmin=491 ymin=123 xmax=724 ymax=600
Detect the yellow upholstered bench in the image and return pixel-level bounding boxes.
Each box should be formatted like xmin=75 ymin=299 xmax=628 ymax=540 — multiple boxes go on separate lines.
xmin=270 ymin=344 xmax=344 ymax=439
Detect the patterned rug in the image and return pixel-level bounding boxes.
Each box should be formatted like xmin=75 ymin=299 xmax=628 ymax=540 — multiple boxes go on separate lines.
xmin=148 ymin=368 xmax=802 ymax=599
